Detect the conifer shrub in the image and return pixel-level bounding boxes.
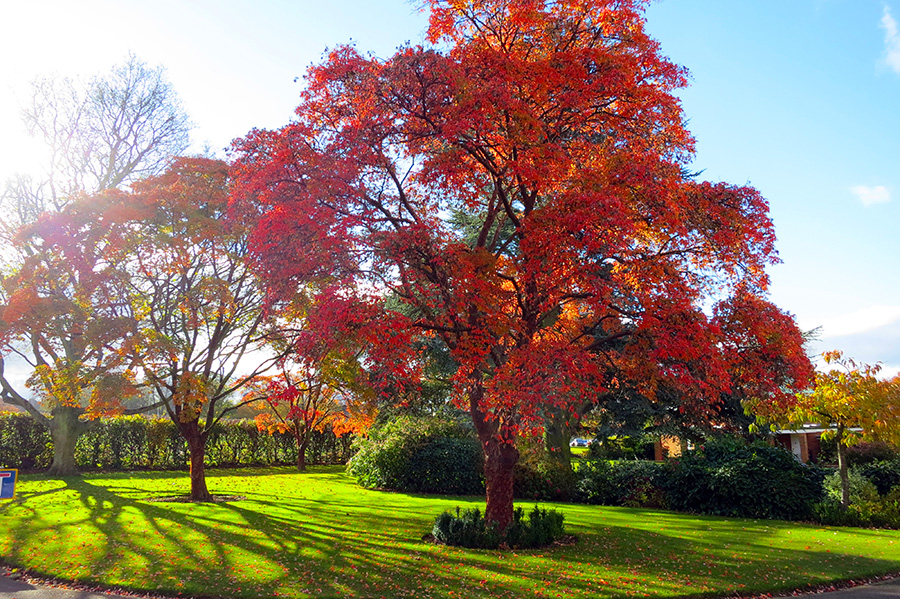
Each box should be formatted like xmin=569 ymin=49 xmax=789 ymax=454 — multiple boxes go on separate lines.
xmin=431 ymin=505 xmax=565 ymax=549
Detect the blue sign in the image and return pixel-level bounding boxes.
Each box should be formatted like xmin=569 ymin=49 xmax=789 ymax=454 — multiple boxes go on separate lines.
xmin=0 ymin=469 xmax=16 ymax=499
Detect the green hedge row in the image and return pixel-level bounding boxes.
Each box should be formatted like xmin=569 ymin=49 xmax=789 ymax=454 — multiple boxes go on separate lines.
xmin=575 ymin=439 xmax=827 ymax=521
xmin=0 ymin=413 xmax=353 ymax=472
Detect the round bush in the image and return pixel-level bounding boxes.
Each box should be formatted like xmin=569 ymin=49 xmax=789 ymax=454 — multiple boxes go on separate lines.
xmin=347 ymin=415 xmax=479 ymax=492
xmin=406 ymin=437 xmax=484 ymax=495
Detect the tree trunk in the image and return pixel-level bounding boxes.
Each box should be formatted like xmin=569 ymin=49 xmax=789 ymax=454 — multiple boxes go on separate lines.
xmin=482 ymin=437 xmax=519 ymax=531
xmin=47 ymin=405 xmax=89 ymax=476
xmin=543 ymin=407 xmax=574 ymax=470
xmin=836 ymin=425 xmax=850 ymax=509
xmin=296 ymin=434 xmax=308 ymax=472
xmin=470 ymin=385 xmax=519 ymax=532
xmin=181 ymin=419 xmax=212 ymax=501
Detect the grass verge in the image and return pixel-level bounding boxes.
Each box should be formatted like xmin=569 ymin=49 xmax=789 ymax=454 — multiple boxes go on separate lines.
xmin=1 ymin=466 xmax=899 ymax=598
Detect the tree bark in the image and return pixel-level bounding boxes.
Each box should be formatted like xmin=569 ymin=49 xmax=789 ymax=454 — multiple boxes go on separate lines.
xmin=543 ymin=407 xmax=574 ymax=470
xmin=47 ymin=405 xmax=90 ymax=476
xmin=470 ymin=385 xmax=519 ymax=532
xmin=181 ymin=419 xmax=212 ymax=501
xmin=481 ymin=437 xmax=519 ymax=531
xmin=836 ymin=425 xmax=850 ymax=509
xmin=296 ymin=433 xmax=308 ymax=472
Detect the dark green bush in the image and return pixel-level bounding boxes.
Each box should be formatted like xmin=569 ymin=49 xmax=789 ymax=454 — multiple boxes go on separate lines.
xmin=503 ymin=505 xmax=566 ymax=549
xmin=859 ymin=459 xmax=900 ymax=495
xmin=664 ymin=438 xmax=824 ymax=520
xmin=574 ymin=459 xmax=617 ymax=504
xmin=513 ymin=438 xmax=576 ymax=501
xmin=348 ymin=415 xmax=479 ymax=491
xmin=406 ymin=437 xmax=484 ymax=495
xmin=574 ymin=459 xmax=667 ymax=508
xmin=432 ymin=505 xmax=565 ymax=549
xmin=432 ymin=507 xmax=500 ymax=549
xmin=514 ymin=458 xmax=576 ymax=501
xmin=587 ymin=436 xmax=655 ymax=460
xmin=846 ymin=442 xmax=899 ymax=466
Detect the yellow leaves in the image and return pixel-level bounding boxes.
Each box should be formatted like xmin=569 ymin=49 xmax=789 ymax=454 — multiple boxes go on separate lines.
xmin=173 ymin=371 xmax=209 ymax=423
xmin=27 ymin=363 xmax=83 ymax=410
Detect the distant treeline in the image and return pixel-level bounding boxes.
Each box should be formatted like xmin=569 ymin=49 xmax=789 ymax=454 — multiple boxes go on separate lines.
xmin=0 ymin=413 xmax=353 ymax=472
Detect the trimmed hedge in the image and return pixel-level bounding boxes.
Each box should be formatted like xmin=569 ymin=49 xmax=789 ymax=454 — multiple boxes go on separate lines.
xmin=0 ymin=413 xmax=353 ymax=471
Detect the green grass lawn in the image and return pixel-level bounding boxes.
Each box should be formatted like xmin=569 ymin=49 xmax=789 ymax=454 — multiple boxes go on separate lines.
xmin=1 ymin=466 xmax=899 ymax=598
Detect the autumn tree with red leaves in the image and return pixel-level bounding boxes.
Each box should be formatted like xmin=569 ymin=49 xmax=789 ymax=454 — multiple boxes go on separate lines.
xmin=245 ymin=292 xmax=377 ymax=471
xmin=233 ymin=0 xmax=812 ymax=529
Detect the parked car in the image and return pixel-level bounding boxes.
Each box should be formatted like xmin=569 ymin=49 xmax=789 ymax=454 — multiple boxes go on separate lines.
xmin=569 ymin=438 xmax=590 ymax=448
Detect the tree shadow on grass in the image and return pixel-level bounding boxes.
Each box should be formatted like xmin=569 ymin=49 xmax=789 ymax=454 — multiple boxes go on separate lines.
xmin=1 ymin=471 xmax=900 ymax=599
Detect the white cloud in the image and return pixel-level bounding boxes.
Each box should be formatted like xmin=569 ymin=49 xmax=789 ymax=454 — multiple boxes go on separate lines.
xmin=882 ymin=5 xmax=900 ymax=74
xmin=817 ymin=304 xmax=900 ymax=338
xmin=879 ymin=364 xmax=900 ymax=380
xmin=850 ymin=184 xmax=891 ymax=206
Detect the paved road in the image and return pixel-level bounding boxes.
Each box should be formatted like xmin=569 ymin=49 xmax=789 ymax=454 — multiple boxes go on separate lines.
xmin=2 ymin=571 xmax=900 ymax=599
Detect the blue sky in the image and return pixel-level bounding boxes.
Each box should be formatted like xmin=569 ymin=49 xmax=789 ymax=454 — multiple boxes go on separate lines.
xmin=1 ymin=0 xmax=898 ymax=376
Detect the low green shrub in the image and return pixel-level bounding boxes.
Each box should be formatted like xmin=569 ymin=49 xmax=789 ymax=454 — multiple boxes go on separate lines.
xmin=431 ymin=507 xmax=500 ymax=549
xmin=431 ymin=505 xmax=566 ymax=549
xmin=822 ymin=469 xmax=879 ymax=505
xmin=348 ymin=415 xmax=481 ymax=493
xmin=504 ymin=505 xmax=566 ymax=549
xmin=815 ymin=486 xmax=900 ymax=529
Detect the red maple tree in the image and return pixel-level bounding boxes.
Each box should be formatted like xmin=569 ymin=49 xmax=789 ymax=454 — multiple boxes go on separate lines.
xmin=233 ymin=0 xmax=812 ymax=528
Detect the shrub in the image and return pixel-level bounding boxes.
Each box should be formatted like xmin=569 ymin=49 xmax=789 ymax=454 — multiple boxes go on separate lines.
xmin=574 ymin=459 xmax=667 ymax=508
xmin=612 ymin=460 xmax=667 ymax=508
xmin=0 ymin=413 xmax=52 ymax=470
xmin=432 ymin=505 xmax=566 ymax=549
xmin=587 ymin=436 xmax=655 ymax=460
xmin=822 ymin=469 xmax=879 ymax=505
xmin=0 ymin=414 xmax=351 ymax=471
xmin=513 ymin=437 xmax=576 ymax=501
xmin=514 ymin=458 xmax=576 ymax=501
xmin=432 ymin=507 xmax=500 ymax=549
xmin=503 ymin=505 xmax=566 ymax=549
xmin=348 ymin=416 xmax=478 ymax=491
xmin=815 ymin=485 xmax=900 ymax=529
xmin=664 ymin=438 xmax=824 ymax=520
xmin=846 ymin=442 xmax=899 ymax=466
xmin=859 ymin=459 xmax=900 ymax=495
xmin=406 ymin=437 xmax=484 ymax=495
xmin=574 ymin=459 xmax=617 ymax=505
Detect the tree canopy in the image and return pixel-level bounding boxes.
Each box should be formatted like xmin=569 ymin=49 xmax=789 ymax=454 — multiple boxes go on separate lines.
xmin=233 ymin=0 xmax=812 ymax=528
